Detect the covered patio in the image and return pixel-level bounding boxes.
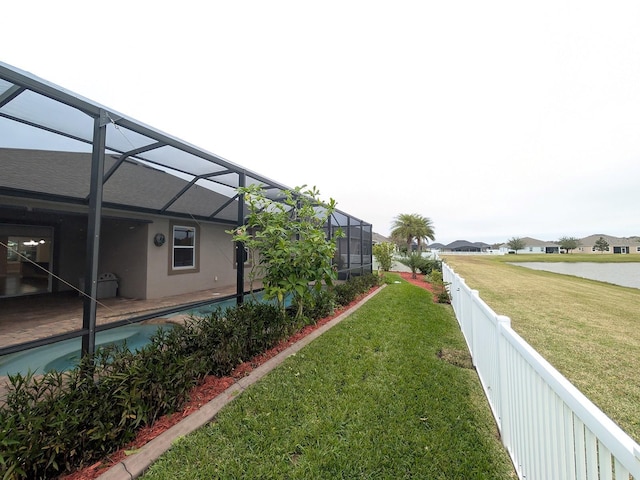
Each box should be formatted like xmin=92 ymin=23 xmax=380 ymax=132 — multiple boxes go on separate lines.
xmin=0 ymin=281 xmax=265 ymax=352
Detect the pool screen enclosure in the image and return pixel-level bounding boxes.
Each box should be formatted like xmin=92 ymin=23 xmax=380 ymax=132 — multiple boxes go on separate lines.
xmin=0 ymin=62 xmax=373 ymax=356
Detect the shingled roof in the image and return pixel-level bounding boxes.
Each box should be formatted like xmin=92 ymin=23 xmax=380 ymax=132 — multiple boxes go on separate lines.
xmin=0 ymin=61 xmax=370 ymax=230
xmin=0 ymin=148 xmax=238 ymax=223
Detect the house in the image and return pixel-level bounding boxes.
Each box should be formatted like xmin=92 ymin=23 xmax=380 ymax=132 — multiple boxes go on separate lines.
xmin=0 ymin=62 xmax=372 ymax=355
xmin=372 ymin=232 xmax=390 ymax=245
xmin=435 ymin=240 xmax=491 ymax=253
xmin=574 ymin=234 xmax=640 ymax=255
xmin=0 ymin=148 xmax=247 ymax=301
xmin=498 ymin=237 xmax=560 ymax=254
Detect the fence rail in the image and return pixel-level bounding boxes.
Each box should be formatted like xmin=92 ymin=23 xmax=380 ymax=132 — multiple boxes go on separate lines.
xmin=442 ymin=261 xmax=640 ymax=480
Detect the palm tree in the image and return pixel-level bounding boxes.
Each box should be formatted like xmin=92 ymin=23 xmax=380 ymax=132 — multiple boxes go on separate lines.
xmin=390 ymin=213 xmax=435 ymax=252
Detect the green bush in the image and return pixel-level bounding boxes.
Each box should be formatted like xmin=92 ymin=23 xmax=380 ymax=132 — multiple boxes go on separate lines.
xmin=304 ymin=288 xmax=337 ymax=321
xmin=0 ymin=274 xmax=379 ymax=479
xmin=427 ymin=269 xmax=450 ymax=304
xmin=333 ymin=273 xmax=379 ymax=306
xmin=0 ymin=336 xmax=199 ymax=479
xmin=427 ymin=270 xmax=444 ymax=285
xmin=333 ymin=282 xmax=358 ymax=306
xmin=372 ymin=242 xmax=395 ymax=271
xmin=418 ymin=258 xmax=442 ymax=275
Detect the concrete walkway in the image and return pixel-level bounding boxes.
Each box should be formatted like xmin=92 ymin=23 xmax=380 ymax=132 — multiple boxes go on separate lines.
xmin=97 ymin=286 xmax=384 ymax=480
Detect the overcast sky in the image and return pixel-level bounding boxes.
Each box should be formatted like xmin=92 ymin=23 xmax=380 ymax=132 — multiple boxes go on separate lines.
xmin=3 ymin=1 xmax=640 ymax=244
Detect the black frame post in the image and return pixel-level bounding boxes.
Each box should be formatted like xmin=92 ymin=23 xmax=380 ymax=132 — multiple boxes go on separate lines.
xmin=236 ymin=172 xmax=246 ymax=305
xmin=81 ymin=110 xmax=107 ymax=356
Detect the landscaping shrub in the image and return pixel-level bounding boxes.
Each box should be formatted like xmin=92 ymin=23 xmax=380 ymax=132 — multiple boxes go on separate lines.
xmin=213 ymin=302 xmax=290 ymax=374
xmin=333 ymin=281 xmax=359 ymax=306
xmin=333 ymin=273 xmax=379 ymax=306
xmin=397 ymin=254 xmax=441 ymax=278
xmin=304 ymin=288 xmax=337 ymax=321
xmin=428 ymin=269 xmax=451 ymax=304
xmin=0 ymin=337 xmax=199 ymax=480
xmin=418 ymin=258 xmax=442 ymax=275
xmin=0 ymin=274 xmax=378 ymax=479
xmin=372 ymin=242 xmax=395 ymax=271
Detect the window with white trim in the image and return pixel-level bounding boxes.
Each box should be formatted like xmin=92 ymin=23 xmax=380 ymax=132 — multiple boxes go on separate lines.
xmin=172 ymin=225 xmax=196 ymax=270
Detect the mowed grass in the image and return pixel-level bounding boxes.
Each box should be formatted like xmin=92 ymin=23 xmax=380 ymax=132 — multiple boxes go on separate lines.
xmin=494 ymin=252 xmax=640 ymax=264
xmin=143 ymin=275 xmax=515 ymax=479
xmin=442 ymin=254 xmax=640 ymax=442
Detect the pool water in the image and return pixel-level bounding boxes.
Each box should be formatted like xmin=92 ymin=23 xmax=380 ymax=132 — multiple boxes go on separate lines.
xmin=0 ymin=324 xmax=174 ymax=377
xmin=0 ymin=290 xmax=284 ymax=377
xmin=174 ymin=290 xmax=273 ymax=317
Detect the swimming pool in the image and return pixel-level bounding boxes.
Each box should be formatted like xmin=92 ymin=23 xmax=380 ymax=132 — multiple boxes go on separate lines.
xmin=0 ymin=290 xmax=282 ymax=376
xmin=171 ymin=290 xmax=273 ymax=317
xmin=0 ymin=324 xmax=174 ymax=377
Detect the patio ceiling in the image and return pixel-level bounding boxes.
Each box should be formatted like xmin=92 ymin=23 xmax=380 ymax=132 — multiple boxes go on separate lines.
xmin=0 ymin=62 xmax=366 ymax=228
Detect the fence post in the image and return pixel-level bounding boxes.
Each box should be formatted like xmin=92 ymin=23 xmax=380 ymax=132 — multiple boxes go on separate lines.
xmin=470 ymin=289 xmax=480 ymax=367
xmin=462 ymin=279 xmax=472 ymax=352
xmin=496 ymin=314 xmax=512 ymax=450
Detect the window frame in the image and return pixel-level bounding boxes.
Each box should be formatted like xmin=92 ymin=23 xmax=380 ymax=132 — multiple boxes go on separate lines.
xmin=169 ymin=222 xmax=200 ymax=275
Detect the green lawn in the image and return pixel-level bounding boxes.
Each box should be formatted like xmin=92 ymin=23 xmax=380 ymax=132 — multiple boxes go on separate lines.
xmin=143 ymin=275 xmax=515 ymax=479
xmin=495 ymin=253 xmax=640 ymax=263
xmin=442 ymin=254 xmax=640 ymax=442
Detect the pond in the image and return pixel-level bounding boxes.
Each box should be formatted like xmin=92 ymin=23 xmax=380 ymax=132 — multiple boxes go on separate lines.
xmin=512 ymin=262 xmax=640 ymax=289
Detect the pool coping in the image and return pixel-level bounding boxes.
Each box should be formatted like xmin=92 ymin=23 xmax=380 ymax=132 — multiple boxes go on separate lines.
xmin=97 ymin=285 xmax=384 ymax=480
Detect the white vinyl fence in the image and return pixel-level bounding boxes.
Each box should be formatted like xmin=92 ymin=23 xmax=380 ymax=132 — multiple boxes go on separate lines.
xmin=443 ymin=262 xmax=640 ymax=480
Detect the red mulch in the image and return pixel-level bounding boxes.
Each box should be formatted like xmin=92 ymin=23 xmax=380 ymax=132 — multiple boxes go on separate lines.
xmin=60 ymin=287 xmax=385 ymax=480
xmin=394 ymin=271 xmax=438 ymax=300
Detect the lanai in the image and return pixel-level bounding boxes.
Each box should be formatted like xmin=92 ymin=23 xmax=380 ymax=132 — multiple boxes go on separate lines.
xmin=0 ymin=62 xmax=373 ymax=357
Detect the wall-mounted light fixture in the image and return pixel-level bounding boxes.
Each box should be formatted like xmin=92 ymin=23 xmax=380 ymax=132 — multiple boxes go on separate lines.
xmin=153 ymin=233 xmax=166 ymax=246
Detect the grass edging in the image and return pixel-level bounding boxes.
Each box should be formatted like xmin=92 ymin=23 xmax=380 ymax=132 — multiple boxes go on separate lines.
xmin=97 ymin=286 xmax=386 ymax=480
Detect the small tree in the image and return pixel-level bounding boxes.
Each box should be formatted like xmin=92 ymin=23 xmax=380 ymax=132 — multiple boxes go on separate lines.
xmin=373 ymin=242 xmax=395 ymax=271
xmin=507 ymin=237 xmax=526 ymax=254
xmin=558 ymin=236 xmax=581 ymax=254
xmin=594 ymin=236 xmax=609 ymax=253
xmin=397 ymin=251 xmax=426 ymax=279
xmin=229 ymin=184 xmax=342 ymax=319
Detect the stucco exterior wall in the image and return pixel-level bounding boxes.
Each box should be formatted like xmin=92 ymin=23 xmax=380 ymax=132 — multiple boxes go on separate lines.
xmin=98 ymin=221 xmax=148 ymax=299
xmin=145 ymin=220 xmax=238 ymax=299
xmin=57 ymin=216 xmax=88 ymax=293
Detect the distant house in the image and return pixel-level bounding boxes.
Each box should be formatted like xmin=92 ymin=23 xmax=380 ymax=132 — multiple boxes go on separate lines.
xmin=575 ymin=234 xmax=640 ymax=255
xmin=429 ymin=234 xmax=640 ymax=255
xmin=499 ymin=237 xmax=560 ymax=254
xmin=435 ymin=240 xmax=491 ymax=253
xmin=372 ymin=232 xmax=390 ymax=245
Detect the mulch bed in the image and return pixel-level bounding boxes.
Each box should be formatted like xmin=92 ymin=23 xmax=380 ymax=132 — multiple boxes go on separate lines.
xmin=395 ymin=271 xmax=435 ymax=292
xmin=61 ymin=274 xmax=436 ymax=480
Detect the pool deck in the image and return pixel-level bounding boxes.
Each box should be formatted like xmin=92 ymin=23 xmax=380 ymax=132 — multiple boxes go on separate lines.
xmin=0 ymin=281 xmax=262 ymax=350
